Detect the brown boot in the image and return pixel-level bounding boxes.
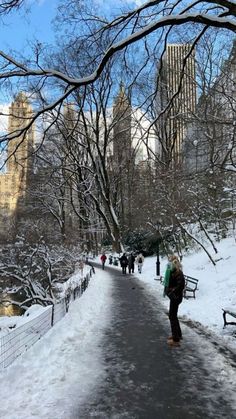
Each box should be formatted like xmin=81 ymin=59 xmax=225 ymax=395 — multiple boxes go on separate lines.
xmin=167 ymin=336 xmax=182 ymax=342
xmin=167 ymin=338 xmax=180 ymax=347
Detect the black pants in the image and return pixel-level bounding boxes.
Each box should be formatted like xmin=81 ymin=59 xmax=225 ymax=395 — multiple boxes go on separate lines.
xmin=169 ymin=299 xmax=182 ymax=342
xmin=128 ymin=265 xmax=134 ymax=273
xmin=122 ymin=266 xmax=127 ymax=274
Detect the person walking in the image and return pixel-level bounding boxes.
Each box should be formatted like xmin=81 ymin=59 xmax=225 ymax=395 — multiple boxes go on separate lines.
xmin=128 ymin=252 xmax=135 ymax=274
xmin=100 ymin=253 xmax=107 ymax=270
xmin=78 ymin=259 xmax=84 ymax=275
xmin=164 ymin=256 xmax=185 ymax=347
xmin=119 ymin=253 xmax=129 ymax=274
xmin=136 ymin=253 xmax=144 ymax=273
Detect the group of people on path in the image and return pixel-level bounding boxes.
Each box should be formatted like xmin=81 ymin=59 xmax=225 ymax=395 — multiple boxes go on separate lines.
xmin=100 ymin=251 xmax=145 ymax=274
xmin=100 ymin=250 xmax=185 ymax=348
xmin=119 ymin=252 xmax=144 ymax=274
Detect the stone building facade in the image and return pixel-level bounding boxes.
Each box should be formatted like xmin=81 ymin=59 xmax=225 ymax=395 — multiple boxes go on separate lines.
xmin=183 ymin=40 xmax=236 ymax=173
xmin=0 ymin=93 xmax=34 ymax=240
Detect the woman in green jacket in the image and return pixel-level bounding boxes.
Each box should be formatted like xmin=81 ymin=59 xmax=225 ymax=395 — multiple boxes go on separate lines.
xmin=163 ymin=255 xmax=185 ymax=347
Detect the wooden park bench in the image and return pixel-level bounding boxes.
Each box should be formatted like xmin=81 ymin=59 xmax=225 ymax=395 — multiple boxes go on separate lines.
xmin=183 ymin=275 xmax=199 ymax=299
xmin=222 ymin=309 xmax=236 ymax=328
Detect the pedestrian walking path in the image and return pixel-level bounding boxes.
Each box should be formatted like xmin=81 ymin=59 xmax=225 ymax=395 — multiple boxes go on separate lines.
xmin=74 ymin=264 xmax=236 ymax=419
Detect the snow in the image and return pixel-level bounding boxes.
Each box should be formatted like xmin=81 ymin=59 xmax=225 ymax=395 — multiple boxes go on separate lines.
xmin=0 ymin=268 xmax=113 ymax=419
xmin=0 ymin=304 xmax=49 ymax=336
xmin=140 ymin=236 xmax=236 ymax=351
xmin=0 ymin=236 xmax=236 ymax=418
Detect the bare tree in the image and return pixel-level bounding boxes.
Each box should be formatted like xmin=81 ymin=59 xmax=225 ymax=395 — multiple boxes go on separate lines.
xmin=0 ymin=239 xmax=78 ymax=308
xmin=0 ymin=0 xmax=235 ymax=256
xmin=0 ymin=1 xmax=235 ymax=147
xmin=0 ymin=0 xmax=23 ymax=15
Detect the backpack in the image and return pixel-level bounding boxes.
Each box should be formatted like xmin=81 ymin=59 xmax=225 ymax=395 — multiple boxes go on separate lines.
xmin=138 ymin=256 xmax=142 ymax=263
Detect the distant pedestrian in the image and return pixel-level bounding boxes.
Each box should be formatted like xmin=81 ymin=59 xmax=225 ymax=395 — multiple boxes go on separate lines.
xmin=128 ymin=252 xmax=135 ymax=274
xmin=119 ymin=253 xmax=129 ymax=274
xmin=164 ymin=255 xmax=185 ymax=347
xmin=78 ymin=259 xmax=84 ymax=275
xmin=136 ymin=253 xmax=144 ymax=273
xmin=100 ymin=253 xmax=107 ymax=270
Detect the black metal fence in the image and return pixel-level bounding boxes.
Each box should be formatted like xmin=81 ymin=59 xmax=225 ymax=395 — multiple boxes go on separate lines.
xmin=0 ymin=267 xmax=94 ymax=368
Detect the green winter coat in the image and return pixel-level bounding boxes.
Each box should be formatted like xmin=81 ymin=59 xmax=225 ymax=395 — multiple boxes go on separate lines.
xmin=163 ymin=262 xmax=173 ymax=296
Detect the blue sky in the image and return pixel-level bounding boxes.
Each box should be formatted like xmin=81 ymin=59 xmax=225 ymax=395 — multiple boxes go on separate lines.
xmin=0 ymin=0 xmax=58 ymax=53
xmin=0 ymin=0 xmax=142 ymax=53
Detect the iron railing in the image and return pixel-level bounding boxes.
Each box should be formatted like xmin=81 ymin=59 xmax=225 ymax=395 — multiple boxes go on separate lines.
xmin=0 ymin=267 xmax=94 ymax=368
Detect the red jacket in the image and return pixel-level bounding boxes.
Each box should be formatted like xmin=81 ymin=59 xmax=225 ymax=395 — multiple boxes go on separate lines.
xmin=100 ymin=254 xmax=107 ymax=262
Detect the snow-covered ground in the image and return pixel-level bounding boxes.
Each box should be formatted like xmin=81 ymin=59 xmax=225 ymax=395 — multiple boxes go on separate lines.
xmin=139 ymin=236 xmax=236 ymax=351
xmin=0 ymin=236 xmax=236 ymax=418
xmin=0 ymin=268 xmax=113 ymax=419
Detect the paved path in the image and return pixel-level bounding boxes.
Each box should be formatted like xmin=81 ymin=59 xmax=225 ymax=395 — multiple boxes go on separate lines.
xmin=74 ymin=264 xmax=236 ymax=419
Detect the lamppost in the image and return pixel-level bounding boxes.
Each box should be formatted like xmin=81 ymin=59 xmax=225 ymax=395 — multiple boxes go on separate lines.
xmin=155 ymin=220 xmax=163 ymax=279
xmin=156 ymin=238 xmax=160 ymax=278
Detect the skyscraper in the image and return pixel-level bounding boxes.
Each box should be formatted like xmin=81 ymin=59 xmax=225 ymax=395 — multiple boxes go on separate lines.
xmin=156 ymin=43 xmax=196 ymax=166
xmin=0 ymin=93 xmax=34 ymax=239
xmin=112 ymin=82 xmax=132 ymax=166
xmin=184 ymin=39 xmax=236 ymax=174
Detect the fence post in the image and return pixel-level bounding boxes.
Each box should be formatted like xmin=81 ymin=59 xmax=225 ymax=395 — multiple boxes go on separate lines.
xmin=51 ymin=304 xmax=55 ymax=326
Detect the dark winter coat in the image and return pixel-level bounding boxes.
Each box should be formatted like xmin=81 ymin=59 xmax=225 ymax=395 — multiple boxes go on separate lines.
xmin=120 ymin=255 xmax=128 ymax=267
xmin=128 ymin=254 xmax=135 ymax=268
xmin=166 ymin=269 xmax=185 ymax=303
